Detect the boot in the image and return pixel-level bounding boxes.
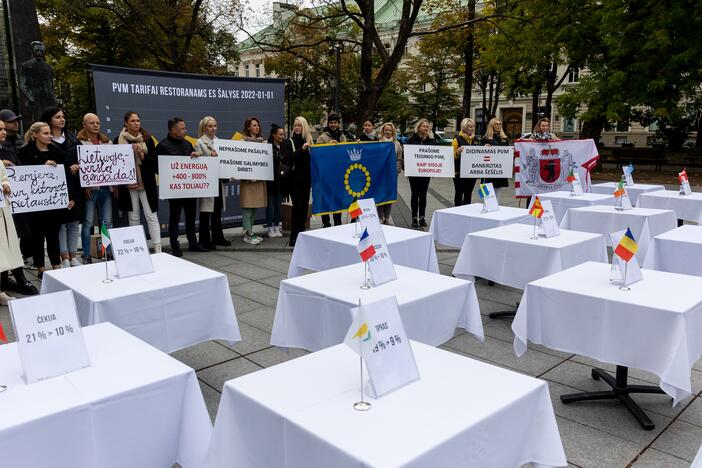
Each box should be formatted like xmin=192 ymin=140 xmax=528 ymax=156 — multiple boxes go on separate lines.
xmin=12 ymin=268 xmax=38 ymax=295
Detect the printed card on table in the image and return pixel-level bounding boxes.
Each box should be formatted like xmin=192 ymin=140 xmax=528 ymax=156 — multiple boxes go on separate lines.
xmin=109 ymin=226 xmax=154 ymax=278
xmin=571 ymin=172 xmax=584 ymax=196
xmin=538 ymin=200 xmax=560 ymax=237
xmin=609 ymin=230 xmax=643 ymax=286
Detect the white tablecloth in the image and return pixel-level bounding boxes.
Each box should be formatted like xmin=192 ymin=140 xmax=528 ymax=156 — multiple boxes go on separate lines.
xmin=560 ymin=205 xmax=677 ymax=261
xmin=40 ymin=253 xmax=241 ymax=353
xmin=288 ymin=224 xmax=439 ymax=277
xmin=692 ymin=443 xmax=702 ymax=468
xmin=512 ymin=261 xmax=702 ymax=405
xmin=453 ymin=224 xmax=607 ymax=289
xmin=206 ymin=341 xmax=566 ymax=468
xmin=271 ymin=263 xmax=483 ymax=352
xmin=637 ymin=190 xmax=702 ymax=223
xmin=590 ymin=182 xmax=665 ymax=205
xmin=429 ymin=203 xmax=531 ymax=248
xmin=0 ymin=323 xmax=212 ymax=468
xmin=643 ymin=225 xmax=702 ymax=276
xmin=536 ymin=191 xmax=616 ymax=223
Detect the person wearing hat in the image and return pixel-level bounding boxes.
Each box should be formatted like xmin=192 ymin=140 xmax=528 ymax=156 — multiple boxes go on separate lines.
xmin=0 ymin=109 xmax=23 ymax=166
xmin=315 ymin=113 xmax=346 ymax=227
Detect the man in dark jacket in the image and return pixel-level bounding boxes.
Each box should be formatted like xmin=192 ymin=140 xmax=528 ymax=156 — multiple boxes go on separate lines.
xmin=315 ymin=113 xmax=346 ymax=227
xmin=0 ymin=109 xmax=23 ymax=165
xmin=156 ymin=117 xmax=207 ymax=257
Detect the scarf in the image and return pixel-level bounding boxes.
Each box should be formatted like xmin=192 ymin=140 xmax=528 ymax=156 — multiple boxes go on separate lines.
xmin=118 ymin=128 xmax=147 ymax=189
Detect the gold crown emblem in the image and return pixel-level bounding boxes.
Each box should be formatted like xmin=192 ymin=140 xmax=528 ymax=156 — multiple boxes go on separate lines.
xmin=347 ymin=147 xmax=362 ymax=161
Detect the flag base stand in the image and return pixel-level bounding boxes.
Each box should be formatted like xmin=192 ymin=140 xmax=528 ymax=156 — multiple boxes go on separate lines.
xmin=618 ymin=285 xmax=631 ymax=291
xmin=0 ymin=384 xmax=6 ymax=393
xmin=102 ymin=252 xmax=113 ymax=284
xmin=353 ymin=401 xmax=372 ymax=411
xmin=360 ymin=262 xmax=371 ymax=289
xmin=102 ymin=278 xmax=113 ymax=284
xmin=530 ymin=217 xmax=539 ymax=240
xmin=615 ymin=207 xmax=625 ymax=211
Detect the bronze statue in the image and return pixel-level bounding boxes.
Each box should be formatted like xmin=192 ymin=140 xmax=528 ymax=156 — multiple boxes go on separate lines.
xmin=19 ymin=41 xmax=55 ymax=122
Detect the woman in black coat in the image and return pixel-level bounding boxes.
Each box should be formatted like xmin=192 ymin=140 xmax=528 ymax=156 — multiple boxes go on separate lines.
xmin=406 ymin=118 xmax=436 ymax=227
xmin=452 ymin=117 xmax=481 ymax=206
xmin=267 ymin=124 xmax=293 ymax=238
xmin=482 ymin=117 xmax=511 ymax=199
xmin=288 ymin=116 xmax=313 ymax=246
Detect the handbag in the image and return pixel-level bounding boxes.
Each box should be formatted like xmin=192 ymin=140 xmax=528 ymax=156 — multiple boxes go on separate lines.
xmin=278 ymin=138 xmax=295 ymax=179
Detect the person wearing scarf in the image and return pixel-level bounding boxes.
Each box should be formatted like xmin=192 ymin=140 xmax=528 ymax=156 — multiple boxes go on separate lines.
xmin=315 ymin=113 xmax=346 ymax=227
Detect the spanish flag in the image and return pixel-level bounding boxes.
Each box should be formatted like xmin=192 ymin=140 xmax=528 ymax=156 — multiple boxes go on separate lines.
xmin=566 ymin=168 xmax=576 ymax=183
xmin=529 ymin=197 xmax=544 ymax=218
xmin=614 ymin=227 xmax=638 ymax=262
xmin=348 ymin=200 xmax=362 ymax=219
xmin=614 ymin=179 xmax=626 ymax=197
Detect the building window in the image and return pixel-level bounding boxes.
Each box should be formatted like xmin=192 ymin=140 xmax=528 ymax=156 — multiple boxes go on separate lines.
xmin=567 ymin=67 xmax=580 ymax=83
xmin=615 ymin=136 xmax=628 ymax=145
xmin=475 ymin=108 xmax=488 ymax=136
xmin=245 ymin=65 xmax=250 ymax=77
xmin=563 ymin=118 xmax=575 ymax=132
xmin=255 ymin=64 xmax=261 ymax=77
xmin=233 ymin=69 xmax=239 ymax=77
xmin=421 ymin=83 xmax=427 ymax=92
xmin=648 ymin=120 xmax=659 ymax=132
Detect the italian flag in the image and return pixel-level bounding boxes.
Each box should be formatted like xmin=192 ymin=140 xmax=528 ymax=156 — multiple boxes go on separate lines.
xmin=101 ymin=222 xmax=111 ymax=256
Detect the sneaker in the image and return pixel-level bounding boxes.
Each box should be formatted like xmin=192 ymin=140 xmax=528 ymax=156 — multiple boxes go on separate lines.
xmin=419 ymin=217 xmax=427 ymax=227
xmin=243 ymin=234 xmax=257 ymax=245
xmin=61 ymin=259 xmax=70 ymax=269
xmin=411 ymin=218 xmax=419 ymax=227
xmin=82 ymin=256 xmax=93 ymax=265
xmin=70 ymin=258 xmax=82 ymax=267
xmin=274 ymin=227 xmax=284 ymax=238
xmin=0 ymin=291 xmax=15 ymax=306
xmin=268 ymin=228 xmax=276 ymax=238
xmin=251 ymin=234 xmax=263 ymax=244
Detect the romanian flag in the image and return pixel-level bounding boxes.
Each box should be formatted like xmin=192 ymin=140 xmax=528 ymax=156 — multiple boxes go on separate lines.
xmin=614 ymin=227 xmax=638 ymax=262
xmin=101 ymin=222 xmax=111 ymax=256
xmin=348 ymin=200 xmax=362 ymax=219
xmin=357 ymin=228 xmax=376 ymax=262
xmin=478 ymin=184 xmax=490 ymax=199
xmin=0 ymin=322 xmax=6 ymax=343
xmin=614 ymin=179 xmax=626 ymax=197
xmin=679 ymin=169 xmax=689 ymax=184
xmin=529 ymin=197 xmax=544 ymax=218
xmin=566 ymin=168 xmax=576 ymax=183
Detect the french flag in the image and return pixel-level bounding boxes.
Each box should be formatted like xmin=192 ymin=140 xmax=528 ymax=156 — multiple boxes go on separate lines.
xmin=357 ymin=228 xmax=376 ymax=262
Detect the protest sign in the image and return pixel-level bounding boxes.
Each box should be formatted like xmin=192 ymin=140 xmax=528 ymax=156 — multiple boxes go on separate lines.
xmin=109 ymin=226 xmax=154 ymax=278
xmin=77 ymin=144 xmax=136 ymax=187
xmin=6 ymin=164 xmax=69 ymax=213
xmin=460 ymin=146 xmax=514 ymax=178
xmin=403 ymin=145 xmax=454 ymax=177
xmin=213 ymin=138 xmax=274 ymax=180
xmin=10 ymin=291 xmax=90 ymax=383
xmin=158 ymin=156 xmax=219 ymax=199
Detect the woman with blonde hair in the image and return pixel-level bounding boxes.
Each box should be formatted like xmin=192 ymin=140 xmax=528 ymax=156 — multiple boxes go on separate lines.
xmin=240 ymin=116 xmax=267 ymax=245
xmin=482 ymin=117 xmax=511 ymax=199
xmin=378 ymin=122 xmax=402 ymax=224
xmin=406 ymin=118 xmax=435 ymax=227
xmin=452 ymin=117 xmax=480 ymax=206
xmin=527 ymin=117 xmax=559 ymax=141
xmin=289 ymin=116 xmax=313 ymax=246
xmin=195 ymin=116 xmax=229 ymax=249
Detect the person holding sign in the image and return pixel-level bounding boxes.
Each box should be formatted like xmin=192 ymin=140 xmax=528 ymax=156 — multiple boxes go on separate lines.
xmin=289 ymin=116 xmax=314 ymax=247
xmin=77 ymin=113 xmax=115 ymax=264
xmin=266 ymin=124 xmax=291 ymax=238
xmin=525 ymin=117 xmax=559 ymax=141
xmin=452 ymin=118 xmax=480 ymax=206
xmin=18 ymin=122 xmax=73 ymax=277
xmin=156 ymin=117 xmax=208 ymax=257
xmin=195 ymin=116 xmax=230 ymax=249
xmin=115 ymin=111 xmax=162 ymax=253
xmin=240 ymin=117 xmax=267 ymax=245
xmin=378 ymin=122 xmax=402 ymax=224
xmin=41 ymin=107 xmax=83 ymax=269
xmin=406 ymin=119 xmax=436 ymax=228
xmin=481 ymin=118 xmax=511 ymax=200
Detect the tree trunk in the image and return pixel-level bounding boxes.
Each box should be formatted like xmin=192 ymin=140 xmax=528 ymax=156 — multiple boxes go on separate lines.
xmin=491 ymin=75 xmax=501 ymax=116
xmin=461 ymin=0 xmax=476 ymax=120
xmin=580 ymin=115 xmax=605 ymax=143
xmin=530 ymin=83 xmax=542 ymax=132
xmin=488 ymin=74 xmax=494 ymax=117
xmin=696 ymin=111 xmax=702 ymax=148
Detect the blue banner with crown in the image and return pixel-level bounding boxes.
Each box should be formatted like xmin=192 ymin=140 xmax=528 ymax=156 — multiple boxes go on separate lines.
xmin=310 ymin=141 xmax=397 ymax=215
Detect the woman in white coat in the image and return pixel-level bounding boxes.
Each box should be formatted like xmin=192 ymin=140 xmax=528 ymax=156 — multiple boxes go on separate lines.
xmin=195 ymin=116 xmax=229 ymax=249
xmin=0 ymin=120 xmax=26 ymax=304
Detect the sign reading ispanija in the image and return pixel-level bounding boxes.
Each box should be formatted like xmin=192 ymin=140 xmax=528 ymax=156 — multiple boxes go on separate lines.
xmin=514 ymin=139 xmax=599 ymax=197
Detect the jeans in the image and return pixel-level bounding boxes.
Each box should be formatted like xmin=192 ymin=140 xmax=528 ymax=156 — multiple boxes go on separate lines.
xmin=81 ymin=188 xmax=112 ymax=258
xmin=59 ymin=221 xmax=80 ymax=254
xmin=128 ymin=189 xmax=161 ymax=247
xmin=266 ymin=193 xmax=282 ymax=228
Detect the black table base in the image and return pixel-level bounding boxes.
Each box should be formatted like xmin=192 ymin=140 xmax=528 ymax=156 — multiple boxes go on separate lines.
xmin=560 ymin=365 xmax=665 ymax=430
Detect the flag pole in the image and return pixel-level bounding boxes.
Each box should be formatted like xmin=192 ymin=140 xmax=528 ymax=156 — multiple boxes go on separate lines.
xmin=619 ymin=260 xmax=630 ymax=291
xmin=102 ymin=249 xmax=112 ymax=284
xmin=102 ymin=222 xmax=113 ymax=284
xmin=531 ymin=215 xmax=538 ymax=240
xmin=361 ymin=261 xmax=370 ymax=289
xmin=353 ymin=298 xmax=371 ymax=411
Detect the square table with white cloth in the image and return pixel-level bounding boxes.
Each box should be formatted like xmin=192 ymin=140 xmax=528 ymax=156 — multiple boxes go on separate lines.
xmin=559 ymin=205 xmax=677 ymax=261
xmin=643 ymin=225 xmax=702 ymax=276
xmin=40 ymin=253 xmax=241 ymax=353
xmin=637 ymin=190 xmax=702 ymax=224
xmin=512 ymin=261 xmax=702 ymax=429
xmin=453 ymin=224 xmax=608 ymax=289
xmin=590 ymin=182 xmax=665 ymax=205
xmin=0 ymin=322 xmax=212 ymax=468
xmin=287 ymin=224 xmax=439 ymax=277
xmin=536 ymin=191 xmax=616 ymax=223
xmin=429 ymin=203 xmax=531 ymax=248
xmin=205 ymin=341 xmax=567 ymax=468
xmin=271 ymin=263 xmax=483 ymax=352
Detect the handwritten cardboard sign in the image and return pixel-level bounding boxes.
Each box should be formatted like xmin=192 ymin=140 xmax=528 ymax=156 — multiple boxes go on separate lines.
xmin=77 ymin=144 xmax=137 ymax=187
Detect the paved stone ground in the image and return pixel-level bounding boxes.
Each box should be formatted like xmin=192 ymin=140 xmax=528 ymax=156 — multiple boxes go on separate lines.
xmin=1 ymin=172 xmax=700 ymax=467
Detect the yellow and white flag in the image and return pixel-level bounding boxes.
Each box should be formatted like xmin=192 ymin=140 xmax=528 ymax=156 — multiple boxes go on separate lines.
xmin=343 ymin=301 xmax=372 ymax=360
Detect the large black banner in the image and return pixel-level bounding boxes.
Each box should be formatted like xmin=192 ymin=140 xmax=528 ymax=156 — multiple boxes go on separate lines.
xmin=90 ymin=65 xmax=285 ymax=234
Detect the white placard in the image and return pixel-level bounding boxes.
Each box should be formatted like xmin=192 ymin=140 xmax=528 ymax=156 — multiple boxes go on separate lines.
xmin=539 ymin=200 xmax=560 ymax=237
xmin=609 ymin=230 xmax=643 ymax=286
xmin=357 ymin=198 xmax=383 ymax=235
xmin=355 ymin=198 xmax=396 ymax=285
xmin=213 ymin=138 xmax=274 ymax=181
xmin=480 ymin=182 xmax=499 ymax=212
xmin=616 ymin=191 xmax=633 ymax=210
xmin=623 ymin=165 xmax=635 ymax=186
xmin=345 ymin=296 xmax=420 ymax=398
xmin=6 ymin=164 xmax=69 ymax=213
xmin=403 ymin=144 xmax=454 ymax=177
xmin=77 ymin=144 xmax=137 ymax=187
xmin=10 ymin=291 xmax=90 ymax=384
xmin=460 ymin=146 xmax=514 ymax=178
xmin=571 ymin=172 xmax=584 ymax=196
xmin=108 ymin=226 xmax=154 ymax=278
xmin=681 ymin=180 xmax=692 ymax=196
xmin=158 ymin=155 xmax=219 ymax=199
